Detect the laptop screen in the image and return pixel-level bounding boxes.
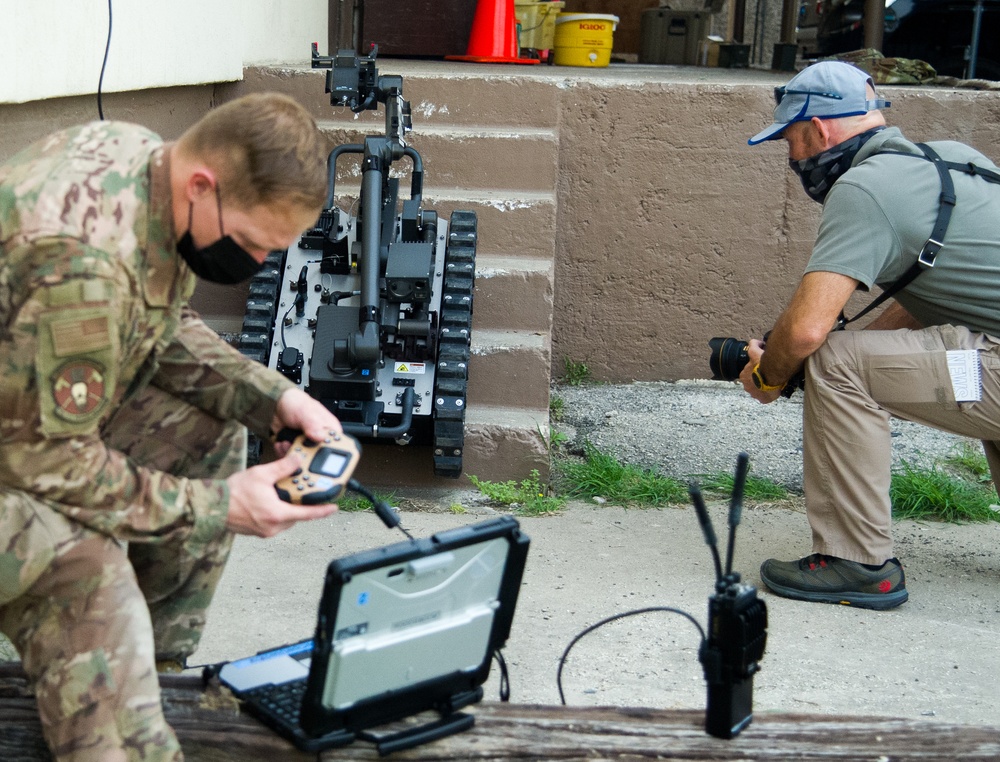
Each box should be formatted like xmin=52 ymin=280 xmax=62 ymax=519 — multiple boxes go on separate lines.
xmin=321 ymin=534 xmax=512 ymax=709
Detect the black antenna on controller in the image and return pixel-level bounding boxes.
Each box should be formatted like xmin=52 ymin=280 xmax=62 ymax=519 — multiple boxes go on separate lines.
xmin=724 ymin=452 xmax=749 ymax=580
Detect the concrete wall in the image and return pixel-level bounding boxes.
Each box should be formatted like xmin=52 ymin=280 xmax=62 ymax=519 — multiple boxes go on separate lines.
xmin=549 ymin=76 xmax=1000 ymax=382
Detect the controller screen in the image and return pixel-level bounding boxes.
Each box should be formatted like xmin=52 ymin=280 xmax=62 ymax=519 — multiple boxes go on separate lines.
xmin=311 ymin=448 xmax=351 ymax=477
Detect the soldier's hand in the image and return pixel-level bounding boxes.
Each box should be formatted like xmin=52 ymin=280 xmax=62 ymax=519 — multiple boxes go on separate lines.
xmin=271 ymin=388 xmax=343 ymax=457
xmin=225 ymin=450 xmax=336 ymax=537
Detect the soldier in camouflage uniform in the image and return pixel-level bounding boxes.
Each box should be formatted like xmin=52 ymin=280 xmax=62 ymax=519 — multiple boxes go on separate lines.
xmin=0 ymin=92 xmax=344 ymax=760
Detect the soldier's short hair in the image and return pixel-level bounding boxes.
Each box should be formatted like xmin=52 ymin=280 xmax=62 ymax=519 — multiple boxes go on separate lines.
xmin=177 ymin=92 xmax=327 ymax=213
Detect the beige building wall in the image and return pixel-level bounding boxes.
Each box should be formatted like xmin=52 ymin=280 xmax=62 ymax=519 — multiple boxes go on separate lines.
xmin=549 ymin=78 xmax=1000 ymax=381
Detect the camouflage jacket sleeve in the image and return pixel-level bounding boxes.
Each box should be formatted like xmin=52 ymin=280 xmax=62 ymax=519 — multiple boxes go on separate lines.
xmin=150 ymin=306 xmax=296 ymax=438
xmin=0 ymin=242 xmax=229 ymax=544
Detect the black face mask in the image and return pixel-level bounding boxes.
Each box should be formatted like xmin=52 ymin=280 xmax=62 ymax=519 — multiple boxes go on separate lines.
xmin=789 ymin=126 xmax=885 ymax=203
xmin=176 ymin=184 xmax=264 ymax=284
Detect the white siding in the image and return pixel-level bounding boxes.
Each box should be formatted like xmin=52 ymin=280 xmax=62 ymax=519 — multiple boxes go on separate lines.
xmin=0 ymin=0 xmax=326 ymax=105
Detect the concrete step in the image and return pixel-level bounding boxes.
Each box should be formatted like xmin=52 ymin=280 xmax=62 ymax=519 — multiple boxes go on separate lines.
xmin=353 ymin=405 xmax=550 ymax=487
xmin=235 ymin=65 xmax=560 ymax=131
xmin=422 ymin=194 xmax=556 ymax=261
xmin=317 ymin=122 xmax=559 ymax=195
xmin=468 ymin=329 xmax=551 ymax=411
xmin=473 ymin=255 xmax=553 ymax=333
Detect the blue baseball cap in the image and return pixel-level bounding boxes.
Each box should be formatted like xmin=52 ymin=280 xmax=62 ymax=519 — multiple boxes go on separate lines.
xmin=748 ymin=61 xmax=891 ymax=146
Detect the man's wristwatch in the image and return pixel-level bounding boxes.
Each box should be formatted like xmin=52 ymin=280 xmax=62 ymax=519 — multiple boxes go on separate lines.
xmin=751 ymin=364 xmax=785 ymax=392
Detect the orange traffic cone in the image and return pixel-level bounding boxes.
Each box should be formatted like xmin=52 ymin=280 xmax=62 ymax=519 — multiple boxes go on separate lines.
xmin=447 ymin=0 xmax=540 ymax=64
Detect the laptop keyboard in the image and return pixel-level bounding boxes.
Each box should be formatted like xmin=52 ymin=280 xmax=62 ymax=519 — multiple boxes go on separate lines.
xmin=246 ymin=679 xmax=307 ymax=725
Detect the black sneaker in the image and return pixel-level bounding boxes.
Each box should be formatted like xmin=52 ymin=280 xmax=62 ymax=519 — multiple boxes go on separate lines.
xmin=759 ymin=554 xmax=908 ymax=610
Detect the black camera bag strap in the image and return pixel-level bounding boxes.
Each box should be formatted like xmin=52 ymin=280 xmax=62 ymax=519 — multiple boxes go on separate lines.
xmin=840 ymin=142 xmax=1000 ymax=327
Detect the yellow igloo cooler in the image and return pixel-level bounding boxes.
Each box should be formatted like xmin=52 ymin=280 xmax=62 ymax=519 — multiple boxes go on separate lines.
xmin=552 ymin=13 xmax=619 ymax=67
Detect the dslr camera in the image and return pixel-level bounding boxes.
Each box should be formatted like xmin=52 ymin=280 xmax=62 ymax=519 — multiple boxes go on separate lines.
xmin=707 ymin=336 xmax=803 ymax=398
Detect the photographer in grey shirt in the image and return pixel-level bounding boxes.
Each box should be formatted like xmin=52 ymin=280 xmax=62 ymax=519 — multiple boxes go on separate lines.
xmin=740 ymin=61 xmax=1000 ymax=610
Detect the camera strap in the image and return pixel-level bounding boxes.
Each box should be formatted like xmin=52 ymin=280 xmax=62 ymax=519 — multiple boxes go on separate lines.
xmin=839 ymin=142 xmax=1000 ymax=327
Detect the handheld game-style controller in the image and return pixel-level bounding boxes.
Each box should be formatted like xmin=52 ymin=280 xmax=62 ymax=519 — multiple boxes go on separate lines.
xmin=274 ymin=431 xmax=361 ymax=505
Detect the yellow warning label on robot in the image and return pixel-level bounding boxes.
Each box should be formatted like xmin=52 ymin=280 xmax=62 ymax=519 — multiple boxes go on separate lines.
xmin=394 ymin=362 xmax=426 ymax=374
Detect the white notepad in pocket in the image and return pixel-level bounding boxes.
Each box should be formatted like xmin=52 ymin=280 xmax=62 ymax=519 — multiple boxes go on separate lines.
xmin=946 ymin=350 xmax=982 ymax=402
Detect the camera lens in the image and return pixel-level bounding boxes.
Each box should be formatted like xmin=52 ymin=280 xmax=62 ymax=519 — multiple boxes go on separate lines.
xmin=708 ymin=337 xmax=750 ymax=382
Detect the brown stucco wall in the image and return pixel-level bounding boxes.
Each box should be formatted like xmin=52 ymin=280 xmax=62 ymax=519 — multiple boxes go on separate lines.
xmin=0 ymin=87 xmax=219 ymax=158
xmin=548 ymin=76 xmax=1000 ymax=382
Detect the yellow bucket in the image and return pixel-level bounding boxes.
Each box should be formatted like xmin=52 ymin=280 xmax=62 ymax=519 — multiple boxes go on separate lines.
xmin=515 ymin=1 xmax=566 ymax=52
xmin=552 ymin=13 xmax=619 ymax=67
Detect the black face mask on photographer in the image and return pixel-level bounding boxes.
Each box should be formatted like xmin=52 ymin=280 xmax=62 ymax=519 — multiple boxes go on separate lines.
xmin=176 ymin=183 xmax=264 ymax=284
xmin=789 ymin=126 xmax=885 ymax=203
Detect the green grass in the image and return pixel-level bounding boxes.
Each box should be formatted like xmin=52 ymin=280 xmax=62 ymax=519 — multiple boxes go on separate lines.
xmin=468 ymin=443 xmax=790 ymax=513
xmin=941 ymin=441 xmax=993 ymax=485
xmin=890 ymin=458 xmax=1000 ymax=523
xmin=467 ymin=470 xmax=566 ymax=516
xmin=470 ymin=434 xmax=996 ymax=526
xmin=337 ymin=490 xmax=398 ymax=513
xmin=691 ymin=472 xmax=789 ymax=501
xmin=557 ymin=443 xmax=689 ymax=506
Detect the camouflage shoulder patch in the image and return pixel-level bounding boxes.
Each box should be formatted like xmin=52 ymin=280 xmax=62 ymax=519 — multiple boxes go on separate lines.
xmin=51 ymin=359 xmax=108 ymax=422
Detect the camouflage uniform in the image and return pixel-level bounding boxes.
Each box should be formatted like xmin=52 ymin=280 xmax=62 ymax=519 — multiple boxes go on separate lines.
xmin=0 ymin=122 xmax=295 ymax=759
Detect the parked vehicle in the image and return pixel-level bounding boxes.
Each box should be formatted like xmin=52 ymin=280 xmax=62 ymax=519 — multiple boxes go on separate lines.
xmin=816 ymin=0 xmax=1000 ymax=79
xmin=797 ymin=0 xmax=824 ymax=58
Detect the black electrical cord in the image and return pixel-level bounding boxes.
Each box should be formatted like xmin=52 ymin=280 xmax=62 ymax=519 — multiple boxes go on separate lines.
xmin=347 ymin=478 xmax=413 ymax=540
xmin=97 ymin=0 xmax=113 ymax=120
xmin=492 ymin=649 xmax=510 ymax=702
xmin=279 ymin=300 xmax=296 ymax=350
xmin=556 ymin=606 xmax=706 ymax=706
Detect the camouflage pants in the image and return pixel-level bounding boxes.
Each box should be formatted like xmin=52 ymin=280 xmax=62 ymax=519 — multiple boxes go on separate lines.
xmin=0 ymin=384 xmax=245 ymax=761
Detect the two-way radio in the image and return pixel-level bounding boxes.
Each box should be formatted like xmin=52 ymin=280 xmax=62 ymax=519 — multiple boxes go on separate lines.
xmin=689 ymin=452 xmax=768 ymax=739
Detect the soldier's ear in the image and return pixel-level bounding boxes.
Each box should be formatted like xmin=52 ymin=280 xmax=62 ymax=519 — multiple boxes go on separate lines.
xmin=184 ymin=168 xmax=218 ymax=203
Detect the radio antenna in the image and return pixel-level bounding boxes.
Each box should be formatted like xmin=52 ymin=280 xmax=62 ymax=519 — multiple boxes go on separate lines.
xmin=724 ymin=452 xmax=750 ymax=579
xmin=689 ymin=482 xmax=723 ymax=583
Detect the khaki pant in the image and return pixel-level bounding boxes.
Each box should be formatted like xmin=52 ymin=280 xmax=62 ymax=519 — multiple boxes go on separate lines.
xmin=803 ymin=324 xmax=1000 ymax=565
xmin=0 ymin=385 xmax=244 ymax=761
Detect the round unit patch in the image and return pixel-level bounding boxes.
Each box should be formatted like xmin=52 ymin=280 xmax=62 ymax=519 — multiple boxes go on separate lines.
xmin=52 ymin=360 xmax=108 ymax=420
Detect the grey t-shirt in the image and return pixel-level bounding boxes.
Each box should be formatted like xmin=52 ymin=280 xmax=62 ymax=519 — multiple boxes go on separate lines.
xmin=805 ymin=126 xmax=1000 ymax=336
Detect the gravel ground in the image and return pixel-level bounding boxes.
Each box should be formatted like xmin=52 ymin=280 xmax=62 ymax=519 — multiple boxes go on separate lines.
xmin=554 ymin=378 xmax=975 ymax=493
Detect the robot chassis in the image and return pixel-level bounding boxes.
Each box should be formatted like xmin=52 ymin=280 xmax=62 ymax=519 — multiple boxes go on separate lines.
xmin=238 ymin=46 xmax=477 ymax=477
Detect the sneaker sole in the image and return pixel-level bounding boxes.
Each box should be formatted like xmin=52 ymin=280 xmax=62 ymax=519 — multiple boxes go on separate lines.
xmin=760 ymin=577 xmax=909 ymax=611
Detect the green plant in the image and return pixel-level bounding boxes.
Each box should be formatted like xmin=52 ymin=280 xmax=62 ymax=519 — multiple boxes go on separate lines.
xmin=890 ymin=459 xmax=1000 ymax=523
xmin=549 ymin=393 xmax=566 ymax=422
xmin=692 ymin=472 xmax=789 ymax=501
xmin=562 ymin=358 xmax=591 ymax=386
xmin=468 ymin=470 xmax=565 ymax=516
xmin=942 ymin=441 xmax=993 ymax=485
xmin=557 ymin=443 xmax=687 ymax=506
xmin=537 ymin=423 xmax=568 ymax=453
xmin=449 ymin=503 xmax=467 ymax=514
xmin=337 ymin=490 xmax=398 ymax=513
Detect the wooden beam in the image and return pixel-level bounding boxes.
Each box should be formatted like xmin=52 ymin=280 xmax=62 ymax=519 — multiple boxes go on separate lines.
xmin=4 ymin=664 xmax=1000 ymax=760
